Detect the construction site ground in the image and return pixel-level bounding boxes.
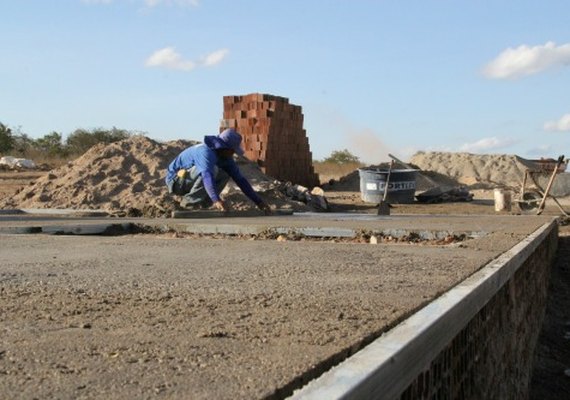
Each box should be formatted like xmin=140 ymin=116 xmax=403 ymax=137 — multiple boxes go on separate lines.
xmin=1 ymin=169 xmax=569 ymax=399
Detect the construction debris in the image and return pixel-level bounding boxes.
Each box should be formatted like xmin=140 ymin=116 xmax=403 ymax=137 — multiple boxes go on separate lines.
xmin=415 ymin=186 xmax=474 ymax=203
xmin=283 ymin=183 xmax=329 ymax=211
xmin=0 ymin=156 xmax=36 ymax=170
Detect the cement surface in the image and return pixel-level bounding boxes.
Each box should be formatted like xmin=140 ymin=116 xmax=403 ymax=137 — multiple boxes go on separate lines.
xmin=0 ymin=214 xmax=553 ymax=399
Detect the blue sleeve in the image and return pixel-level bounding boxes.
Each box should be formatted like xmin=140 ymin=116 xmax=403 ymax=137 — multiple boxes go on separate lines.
xmin=194 ymin=145 xmax=220 ymax=202
xmin=202 ymin=170 xmax=220 ymax=203
xmin=223 ymin=161 xmax=263 ymax=205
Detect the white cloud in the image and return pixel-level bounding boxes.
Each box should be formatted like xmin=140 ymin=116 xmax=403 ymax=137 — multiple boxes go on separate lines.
xmin=200 ymin=49 xmax=229 ymax=67
xmin=145 ymin=47 xmax=229 ymax=71
xmin=145 ymin=47 xmax=196 ymax=71
xmin=482 ymin=41 xmax=570 ymax=79
xmin=544 ymin=113 xmax=570 ymax=132
xmin=459 ymin=137 xmax=516 ymax=153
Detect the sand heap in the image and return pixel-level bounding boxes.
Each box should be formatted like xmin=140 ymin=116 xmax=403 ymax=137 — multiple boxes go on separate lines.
xmin=325 ymin=151 xmax=563 ymax=194
xmin=409 ymin=151 xmax=544 ymax=189
xmin=0 ymin=136 xmax=311 ymax=217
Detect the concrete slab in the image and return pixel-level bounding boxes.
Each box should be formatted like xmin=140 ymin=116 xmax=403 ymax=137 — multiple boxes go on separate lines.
xmin=0 ymin=213 xmax=555 ymax=399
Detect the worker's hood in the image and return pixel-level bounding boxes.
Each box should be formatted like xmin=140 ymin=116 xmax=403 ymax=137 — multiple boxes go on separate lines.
xmin=204 ymin=129 xmax=244 ymax=156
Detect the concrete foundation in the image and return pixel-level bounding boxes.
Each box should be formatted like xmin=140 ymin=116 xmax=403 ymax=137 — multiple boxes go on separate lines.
xmin=0 ymin=213 xmax=558 ymax=399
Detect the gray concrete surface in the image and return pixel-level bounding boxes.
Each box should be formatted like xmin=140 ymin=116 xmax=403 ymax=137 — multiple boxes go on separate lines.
xmin=0 ymin=213 xmax=554 ymax=399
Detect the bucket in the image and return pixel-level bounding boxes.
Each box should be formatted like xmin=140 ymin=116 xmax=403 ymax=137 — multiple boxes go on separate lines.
xmin=494 ymin=189 xmax=512 ymax=212
xmin=358 ymin=168 xmax=418 ymax=204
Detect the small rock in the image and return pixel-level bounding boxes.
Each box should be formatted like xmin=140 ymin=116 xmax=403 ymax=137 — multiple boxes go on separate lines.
xmin=369 ymin=235 xmax=378 ymax=244
xmin=310 ymin=187 xmax=325 ymax=197
xmin=276 ymin=235 xmax=287 ymax=242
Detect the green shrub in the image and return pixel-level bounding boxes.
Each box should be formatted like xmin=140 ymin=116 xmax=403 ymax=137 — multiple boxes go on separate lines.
xmin=66 ymin=127 xmax=132 ymax=155
xmin=0 ymin=122 xmax=15 ymax=154
xmin=322 ymin=149 xmax=360 ymax=164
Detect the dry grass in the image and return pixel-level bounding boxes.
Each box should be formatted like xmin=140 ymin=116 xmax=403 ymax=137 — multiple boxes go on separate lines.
xmin=314 ymin=161 xmax=363 ymax=185
xmin=16 ymin=149 xmax=74 ymax=169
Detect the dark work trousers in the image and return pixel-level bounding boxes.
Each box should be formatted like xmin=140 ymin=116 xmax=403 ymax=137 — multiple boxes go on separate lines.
xmin=168 ymin=166 xmax=230 ymax=207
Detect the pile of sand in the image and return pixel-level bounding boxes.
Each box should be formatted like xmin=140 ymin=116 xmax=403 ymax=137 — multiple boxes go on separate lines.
xmin=410 ymin=151 xmax=545 ymax=189
xmin=325 ymin=151 xmax=565 ymax=194
xmin=323 ymin=161 xmax=464 ymax=193
xmin=0 ymin=136 xmax=310 ymax=217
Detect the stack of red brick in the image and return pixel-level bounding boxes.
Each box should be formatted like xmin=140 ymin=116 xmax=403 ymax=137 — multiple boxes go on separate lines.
xmin=220 ymin=93 xmax=319 ymax=188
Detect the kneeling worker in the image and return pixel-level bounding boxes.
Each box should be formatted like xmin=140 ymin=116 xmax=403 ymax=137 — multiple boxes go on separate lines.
xmin=165 ymin=128 xmax=271 ymax=214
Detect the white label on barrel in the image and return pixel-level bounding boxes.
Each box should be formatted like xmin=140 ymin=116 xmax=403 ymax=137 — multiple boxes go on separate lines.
xmin=379 ymin=181 xmax=416 ymax=191
xmin=366 ymin=183 xmax=378 ymax=190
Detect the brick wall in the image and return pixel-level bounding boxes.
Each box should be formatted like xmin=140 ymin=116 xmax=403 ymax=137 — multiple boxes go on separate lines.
xmin=220 ymin=93 xmax=319 ymax=188
xmin=399 ymin=225 xmax=558 ymax=400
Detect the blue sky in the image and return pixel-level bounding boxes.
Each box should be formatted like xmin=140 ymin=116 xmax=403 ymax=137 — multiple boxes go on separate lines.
xmin=1 ymin=0 xmax=569 ymax=163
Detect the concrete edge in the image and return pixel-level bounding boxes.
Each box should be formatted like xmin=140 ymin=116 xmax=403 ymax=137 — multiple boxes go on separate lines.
xmin=0 ymin=208 xmax=108 ymax=216
xmin=288 ymin=219 xmax=557 ymax=400
xmin=0 ymin=223 xmax=134 ymax=235
xmin=0 ymin=218 xmax=485 ymax=240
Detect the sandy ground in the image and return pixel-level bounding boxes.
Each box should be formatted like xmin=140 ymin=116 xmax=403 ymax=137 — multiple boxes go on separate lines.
xmin=1 ymin=169 xmax=569 ymax=399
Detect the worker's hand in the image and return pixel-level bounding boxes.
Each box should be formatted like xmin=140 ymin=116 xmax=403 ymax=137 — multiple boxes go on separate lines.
xmin=257 ymin=201 xmax=272 ymax=215
xmin=213 ymin=200 xmax=228 ymax=212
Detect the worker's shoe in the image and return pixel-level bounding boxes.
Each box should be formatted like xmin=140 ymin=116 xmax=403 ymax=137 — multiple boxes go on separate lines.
xmin=179 ymin=200 xmax=201 ymax=210
xmin=179 ymin=199 xmax=211 ymax=210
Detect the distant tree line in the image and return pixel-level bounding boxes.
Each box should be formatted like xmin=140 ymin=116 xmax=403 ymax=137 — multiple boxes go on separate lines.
xmin=0 ymin=122 xmax=138 ymax=160
xmin=321 ymin=149 xmax=361 ymax=164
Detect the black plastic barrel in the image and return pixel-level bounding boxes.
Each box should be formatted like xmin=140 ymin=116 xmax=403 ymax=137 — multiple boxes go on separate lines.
xmin=358 ymin=168 xmax=418 ymax=204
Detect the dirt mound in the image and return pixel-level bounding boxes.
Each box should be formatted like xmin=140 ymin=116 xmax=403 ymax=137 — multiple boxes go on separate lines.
xmin=323 ymin=152 xmax=552 ymax=194
xmin=409 ymin=151 xmax=529 ymax=189
xmin=0 ymin=136 xmax=310 ymax=217
xmin=323 ymin=161 xmax=463 ymax=193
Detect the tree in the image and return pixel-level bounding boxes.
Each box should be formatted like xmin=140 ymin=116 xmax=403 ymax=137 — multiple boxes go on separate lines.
xmin=323 ymin=149 xmax=360 ymax=164
xmin=66 ymin=127 xmax=131 ymax=155
xmin=12 ymin=132 xmax=34 ymax=156
xmin=35 ymin=131 xmax=67 ymax=157
xmin=0 ymin=122 xmax=15 ymax=154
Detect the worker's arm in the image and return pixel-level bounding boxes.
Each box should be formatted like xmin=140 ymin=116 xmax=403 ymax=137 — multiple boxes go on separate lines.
xmin=201 ymin=170 xmax=221 ymax=202
xmin=201 ymin=171 xmax=227 ymax=211
xmin=223 ymin=162 xmax=270 ymax=212
xmin=194 ymin=147 xmax=227 ymax=210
